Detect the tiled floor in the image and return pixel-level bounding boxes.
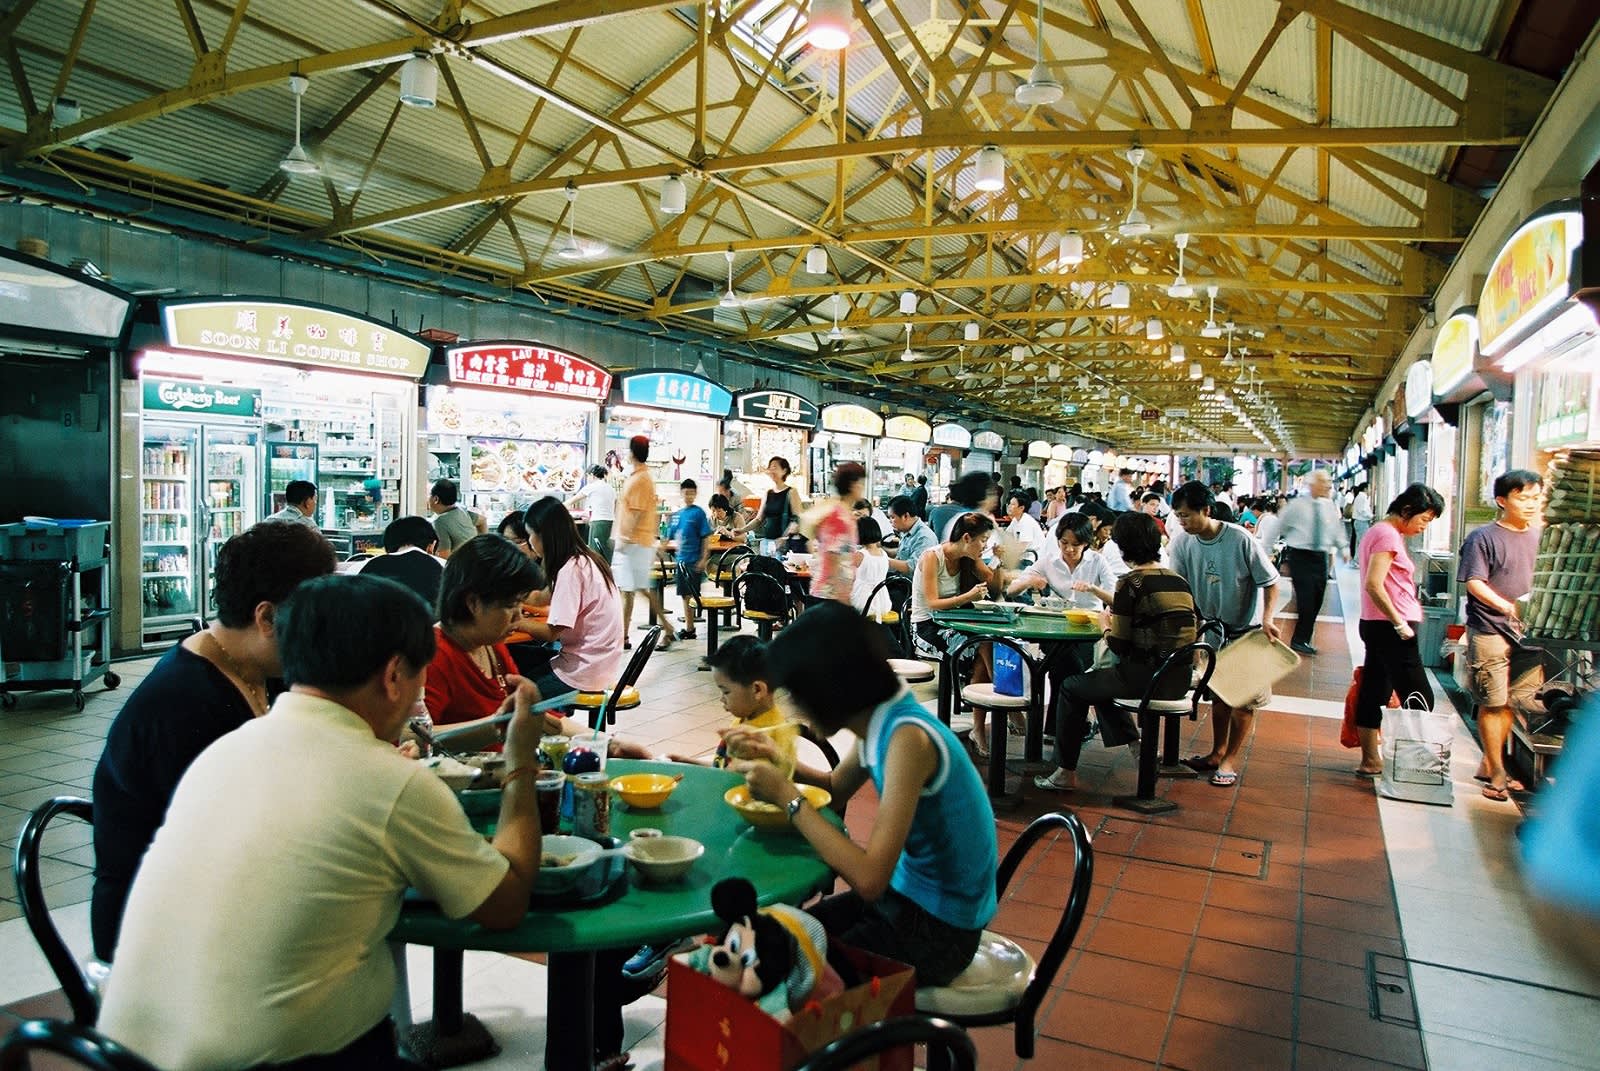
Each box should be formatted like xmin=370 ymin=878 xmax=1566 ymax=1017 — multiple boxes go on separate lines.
xmin=2 ymin=573 xmax=1597 ymax=1069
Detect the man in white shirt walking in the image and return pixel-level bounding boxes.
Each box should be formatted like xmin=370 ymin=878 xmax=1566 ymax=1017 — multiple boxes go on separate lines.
xmin=1108 ymin=468 xmax=1136 ymax=512
xmin=566 ymin=464 xmax=617 ymax=564
xmin=1277 ymin=470 xmax=1343 ymax=655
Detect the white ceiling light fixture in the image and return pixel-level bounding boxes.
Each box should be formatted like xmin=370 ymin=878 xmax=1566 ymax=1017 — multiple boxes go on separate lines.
xmin=1011 ymin=345 xmax=1026 ymax=362
xmin=556 ymin=183 xmax=606 ymax=260
xmin=1057 ymin=231 xmax=1084 ymax=269
xmin=805 ymin=0 xmax=853 ymax=50
xmin=901 ymin=322 xmax=918 ymax=362
xmin=280 ymin=74 xmax=320 ymax=175
xmin=1118 ymin=146 xmax=1151 ymax=237
xmin=1108 ymin=282 xmax=1130 ymax=309
xmin=805 ymin=244 xmax=829 ymax=275
xmin=399 ymin=52 xmax=438 ymax=108
xmin=1200 ymin=284 xmax=1222 ymax=337
xmin=899 ymin=290 xmax=918 ymax=316
xmin=1202 ymin=376 xmax=1215 ymax=391
xmin=973 ymin=145 xmax=1006 ymax=192
xmin=1189 ymin=362 xmax=1202 ymax=380
xmin=1118 ymin=394 xmax=1130 ymax=408
xmin=964 ymin=321 xmax=980 ymax=342
xmin=1145 ymin=317 xmax=1164 ymax=341
xmin=1170 ymin=342 xmax=1186 ymax=362
xmin=1014 ymin=0 xmax=1064 ymax=107
xmin=1167 ymin=233 xmax=1194 ymax=298
xmin=659 ymin=173 xmax=686 ymax=215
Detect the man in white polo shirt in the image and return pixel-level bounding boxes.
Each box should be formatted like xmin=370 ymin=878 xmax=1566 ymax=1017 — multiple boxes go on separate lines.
xmin=98 ymin=574 xmax=545 ymax=1071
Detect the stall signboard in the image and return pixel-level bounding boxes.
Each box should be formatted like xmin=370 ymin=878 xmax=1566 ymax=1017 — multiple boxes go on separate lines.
xmin=161 ymin=299 xmax=431 ymax=378
xmin=883 ymin=415 xmax=932 ymax=442
xmin=931 ymin=423 xmax=972 ymax=449
xmin=1051 ymin=443 xmax=1075 ymax=462
xmin=619 ymin=370 xmax=733 ymax=416
xmin=734 ymin=389 xmax=818 ymax=428
xmin=1431 ymin=310 xmax=1478 ymax=398
xmin=1026 ymin=439 xmax=1052 ymax=460
xmin=820 ymin=404 xmax=884 ymax=437
xmin=0 ymin=246 xmax=133 ymax=342
xmin=1479 ymin=206 xmax=1583 ymax=357
xmin=1405 ymin=361 xmax=1434 ymax=419
xmin=142 ymin=377 xmax=262 ymax=418
xmin=972 ymin=430 xmax=1005 ymax=453
xmin=445 ymin=342 xmax=611 ymax=402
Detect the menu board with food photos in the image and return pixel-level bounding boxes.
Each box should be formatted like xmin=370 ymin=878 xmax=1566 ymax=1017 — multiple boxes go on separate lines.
xmin=426 ymin=387 xmax=592 ymax=501
xmin=468 ymin=438 xmax=589 ymax=497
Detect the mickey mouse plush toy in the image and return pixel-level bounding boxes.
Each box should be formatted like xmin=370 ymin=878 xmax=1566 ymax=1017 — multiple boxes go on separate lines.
xmin=685 ymin=877 xmax=844 ymax=1019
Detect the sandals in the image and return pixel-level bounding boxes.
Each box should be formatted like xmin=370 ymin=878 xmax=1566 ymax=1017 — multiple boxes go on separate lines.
xmin=679 ymin=630 xmax=699 ymax=640
xmin=1033 ymin=769 xmax=1077 ymax=792
xmin=1209 ymin=770 xmax=1239 ymax=788
xmin=1007 ymin=712 xmax=1028 ymax=736
xmin=595 ymin=1054 xmax=634 ymax=1071
xmin=969 ymin=730 xmax=991 ymax=759
xmin=1354 ymin=767 xmax=1381 ymax=779
xmin=1482 ymin=782 xmax=1516 ymax=802
xmin=1475 ymin=773 xmax=1526 ymax=792
xmin=1181 ymin=754 xmax=1220 ymax=773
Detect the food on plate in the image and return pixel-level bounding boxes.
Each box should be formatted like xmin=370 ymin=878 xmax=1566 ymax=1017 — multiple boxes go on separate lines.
xmin=541 ymin=851 xmax=578 ymax=868
xmin=436 ymin=399 xmax=462 ymax=431
xmin=470 ymin=452 xmax=505 ymax=489
xmin=499 ymin=441 xmax=520 ymax=464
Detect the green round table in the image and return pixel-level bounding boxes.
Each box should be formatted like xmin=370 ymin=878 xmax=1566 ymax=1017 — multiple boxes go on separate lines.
xmin=390 ymin=760 xmax=838 ymax=1071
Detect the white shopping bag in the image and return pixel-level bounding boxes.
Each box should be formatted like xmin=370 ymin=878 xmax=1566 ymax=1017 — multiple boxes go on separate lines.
xmin=1376 ymin=693 xmax=1454 ymax=806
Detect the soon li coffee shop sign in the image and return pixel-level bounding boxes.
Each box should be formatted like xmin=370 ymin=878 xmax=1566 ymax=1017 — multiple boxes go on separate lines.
xmin=446 ymin=342 xmax=612 ymax=403
xmin=161 ymin=299 xmax=431 ymax=378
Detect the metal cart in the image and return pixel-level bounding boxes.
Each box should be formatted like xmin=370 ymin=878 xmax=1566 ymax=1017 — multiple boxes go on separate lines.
xmin=0 ymin=520 xmax=120 ymax=711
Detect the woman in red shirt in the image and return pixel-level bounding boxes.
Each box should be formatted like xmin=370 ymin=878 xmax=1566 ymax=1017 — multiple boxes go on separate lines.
xmin=425 ymin=534 xmax=543 ymax=724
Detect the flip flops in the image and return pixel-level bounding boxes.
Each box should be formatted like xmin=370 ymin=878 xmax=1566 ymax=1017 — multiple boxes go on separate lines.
xmin=1181 ymin=755 xmax=1220 ymax=773
xmin=1475 ymin=773 xmax=1526 ymax=792
xmin=1209 ymin=770 xmax=1239 ymax=787
xmin=1482 ymin=782 xmax=1516 ymax=801
xmin=1354 ymin=767 xmax=1381 ymax=778
xmin=1033 ymin=769 xmax=1077 ymax=792
xmin=969 ymin=731 xmax=990 ymax=759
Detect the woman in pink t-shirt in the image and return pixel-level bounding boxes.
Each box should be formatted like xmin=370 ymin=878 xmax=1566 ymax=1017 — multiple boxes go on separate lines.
xmin=802 ymin=461 xmax=866 ymax=603
xmin=1354 ymin=483 xmax=1447 ymax=776
xmin=520 ymin=498 xmax=624 ymax=699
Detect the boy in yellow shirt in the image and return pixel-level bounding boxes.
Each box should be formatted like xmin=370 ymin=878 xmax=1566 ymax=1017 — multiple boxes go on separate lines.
xmin=668 ymin=635 xmax=797 ymax=776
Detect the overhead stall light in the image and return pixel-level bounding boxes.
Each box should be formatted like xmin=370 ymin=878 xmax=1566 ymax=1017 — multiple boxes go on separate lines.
xmin=1170 ymin=343 xmax=1186 ymax=362
xmin=1057 ymin=230 xmax=1084 ymax=268
xmin=1012 ymin=345 xmax=1026 ymax=362
xmin=899 ymin=290 xmax=918 ymax=316
xmin=1145 ymin=318 xmax=1163 ymax=341
xmin=964 ymin=321 xmax=980 ymax=341
xmin=1108 ymin=283 xmax=1130 ymax=309
xmin=399 ymin=52 xmax=438 ymax=108
xmin=973 ymin=145 xmax=1006 ymax=192
xmin=1189 ymin=362 xmax=1202 ymax=380
xmin=805 ymin=244 xmax=829 ymax=275
xmin=659 ymin=173 xmax=686 ymax=215
xmin=1202 ymin=376 xmax=1215 ymax=391
xmin=806 ymin=0 xmax=853 ymax=50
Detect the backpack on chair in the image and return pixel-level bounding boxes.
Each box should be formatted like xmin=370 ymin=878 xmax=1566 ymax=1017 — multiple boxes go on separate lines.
xmin=743 ymin=556 xmax=792 ymax=615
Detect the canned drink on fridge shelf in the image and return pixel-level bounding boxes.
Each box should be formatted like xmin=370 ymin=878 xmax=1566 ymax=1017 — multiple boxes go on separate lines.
xmin=571 ymin=771 xmax=611 ymax=839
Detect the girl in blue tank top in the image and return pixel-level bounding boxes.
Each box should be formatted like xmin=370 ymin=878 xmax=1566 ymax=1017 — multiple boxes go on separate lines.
xmin=729 ymin=602 xmax=998 ymax=986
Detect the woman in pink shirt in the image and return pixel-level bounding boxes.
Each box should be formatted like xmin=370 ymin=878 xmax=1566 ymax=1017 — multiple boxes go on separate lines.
xmin=1354 ymin=483 xmax=1447 ymax=777
xmin=519 ymin=497 xmax=624 ymax=702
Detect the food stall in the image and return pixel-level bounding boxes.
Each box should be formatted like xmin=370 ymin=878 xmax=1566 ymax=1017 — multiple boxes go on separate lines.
xmin=1047 ymin=444 xmax=1076 ymax=491
xmin=425 ymin=342 xmax=611 ymax=524
xmin=811 ymin=403 xmax=883 ymax=495
xmin=926 ymin=424 xmax=973 ymax=501
xmin=1022 ymin=439 xmax=1051 ymax=486
xmin=873 ymin=415 xmax=932 ymax=503
xmin=967 ymin=430 xmax=1005 ymax=476
xmin=1431 ymin=306 xmax=1512 ymax=551
xmin=608 ymin=370 xmax=732 ymax=499
xmin=725 ymin=389 xmax=818 ymax=508
xmin=128 ymin=298 xmax=429 ymax=646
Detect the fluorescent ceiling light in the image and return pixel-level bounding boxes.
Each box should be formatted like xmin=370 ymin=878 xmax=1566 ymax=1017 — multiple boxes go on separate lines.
xmin=806 ymin=0 xmax=852 ymax=49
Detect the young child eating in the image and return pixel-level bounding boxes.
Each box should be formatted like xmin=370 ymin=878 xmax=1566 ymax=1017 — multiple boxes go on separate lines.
xmin=668 ymin=635 xmax=798 ymax=777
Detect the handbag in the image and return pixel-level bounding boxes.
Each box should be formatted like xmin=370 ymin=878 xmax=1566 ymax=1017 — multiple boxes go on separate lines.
xmin=1376 ymin=692 xmax=1454 ymax=806
xmin=1340 ymin=667 xmax=1399 ymax=749
xmin=992 ymin=644 xmax=1026 ymax=697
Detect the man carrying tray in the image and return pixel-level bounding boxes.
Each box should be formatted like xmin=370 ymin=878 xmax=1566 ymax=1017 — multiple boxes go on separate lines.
xmin=1169 ymin=481 xmax=1282 ymax=788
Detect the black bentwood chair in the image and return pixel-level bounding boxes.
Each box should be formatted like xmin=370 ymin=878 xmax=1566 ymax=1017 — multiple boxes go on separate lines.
xmin=0 ymin=1019 xmax=160 ymax=1071
xmin=14 ymin=796 xmax=100 ymax=1026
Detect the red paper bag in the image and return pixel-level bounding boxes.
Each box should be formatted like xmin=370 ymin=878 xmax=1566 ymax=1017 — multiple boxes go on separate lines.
xmin=1342 ymin=667 xmax=1399 ymax=749
xmin=664 ymin=943 xmax=914 ymax=1071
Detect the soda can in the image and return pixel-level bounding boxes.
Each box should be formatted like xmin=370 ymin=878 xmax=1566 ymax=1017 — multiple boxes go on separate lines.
xmin=571 ymin=771 xmax=612 ymax=840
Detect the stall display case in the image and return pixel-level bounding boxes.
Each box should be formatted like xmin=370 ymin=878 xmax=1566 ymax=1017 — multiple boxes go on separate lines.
xmin=425 ymin=388 xmax=594 ymax=521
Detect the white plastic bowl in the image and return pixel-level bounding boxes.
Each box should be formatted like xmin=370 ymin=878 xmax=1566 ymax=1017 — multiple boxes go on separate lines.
xmin=624 ymin=835 xmax=704 ymax=885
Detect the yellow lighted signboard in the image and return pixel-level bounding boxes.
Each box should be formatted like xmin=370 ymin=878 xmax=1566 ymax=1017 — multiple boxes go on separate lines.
xmin=1430 ymin=312 xmax=1478 ymax=398
xmin=162 ymin=300 xmax=432 ymax=379
xmin=821 ymin=404 xmax=884 ymax=437
xmin=1478 ymin=209 xmax=1581 ymax=357
xmin=883 ymin=414 xmax=932 ymax=442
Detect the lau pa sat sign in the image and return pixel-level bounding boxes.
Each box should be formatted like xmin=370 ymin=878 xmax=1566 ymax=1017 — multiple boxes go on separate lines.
xmin=446 ymin=343 xmax=611 ymax=403
xmin=620 ymin=371 xmax=733 ymax=416
xmin=161 ymin=300 xmax=431 ymax=379
xmin=735 ymin=389 xmax=819 ymax=428
xmin=143 ymin=378 xmax=261 ymax=417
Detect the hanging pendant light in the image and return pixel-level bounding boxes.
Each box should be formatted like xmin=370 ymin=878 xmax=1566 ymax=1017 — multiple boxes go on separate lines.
xmin=659 ymin=173 xmax=686 ymax=215
xmin=964 ymin=321 xmax=980 ymax=342
xmin=1145 ymin=318 xmax=1164 ymax=341
xmin=805 ymin=244 xmax=829 ymax=275
xmin=1057 ymin=231 xmax=1084 ymax=269
xmin=973 ymin=145 xmax=1006 ymax=192
xmin=1189 ymin=362 xmax=1202 ymax=380
xmin=1118 ymin=394 xmax=1130 ymax=408
xmin=1202 ymin=376 xmax=1215 ymax=391
xmin=399 ymin=52 xmax=438 ymax=108
xmin=806 ymin=0 xmax=852 ymax=50
xmin=1170 ymin=342 xmax=1186 ymax=362
xmin=1108 ymin=282 xmax=1130 ymax=309
xmin=1012 ymin=345 xmax=1026 ymax=362
xmin=1014 ymin=0 xmax=1064 ymax=106
xmin=280 ymin=75 xmax=320 ymax=175
xmin=899 ymin=290 xmax=917 ymax=316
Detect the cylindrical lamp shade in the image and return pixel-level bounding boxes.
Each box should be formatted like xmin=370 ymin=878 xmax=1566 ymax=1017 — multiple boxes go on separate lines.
xmin=659 ymin=174 xmax=686 ymax=215
xmin=1058 ymin=231 xmax=1084 ymax=267
xmin=1145 ymin=317 xmax=1163 ymax=341
xmin=399 ymin=54 xmax=438 ymax=108
xmin=805 ymin=244 xmax=829 ymax=274
xmin=1011 ymin=345 xmax=1025 ymax=361
xmin=806 ymin=0 xmax=852 ymax=49
xmin=974 ymin=145 xmax=1006 ymax=192
xmin=1170 ymin=343 xmax=1186 ymax=362
xmin=1202 ymin=376 xmax=1215 ymax=391
xmin=899 ymin=290 xmax=917 ymax=316
xmin=1109 ymin=283 xmax=1130 ymax=309
xmin=1189 ymin=362 xmax=1202 ymax=380
xmin=964 ymin=321 xmax=980 ymax=341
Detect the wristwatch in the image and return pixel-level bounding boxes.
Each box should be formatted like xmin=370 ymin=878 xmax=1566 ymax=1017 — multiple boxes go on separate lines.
xmin=785 ymin=794 xmax=808 ymax=822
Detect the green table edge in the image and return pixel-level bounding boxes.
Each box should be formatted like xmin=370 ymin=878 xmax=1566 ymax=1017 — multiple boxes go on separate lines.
xmin=390 ymin=760 xmax=839 ymax=953
xmin=931 ymin=609 xmax=1103 ymax=642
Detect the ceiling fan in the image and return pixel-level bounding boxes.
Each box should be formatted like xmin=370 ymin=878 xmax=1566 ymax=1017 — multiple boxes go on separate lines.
xmin=715 ymin=248 xmax=787 ymax=309
xmin=554 ymin=184 xmax=607 ymax=261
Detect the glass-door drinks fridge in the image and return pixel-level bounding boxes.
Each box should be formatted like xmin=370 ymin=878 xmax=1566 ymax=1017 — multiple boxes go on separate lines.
xmin=139 ymin=425 xmax=202 ymax=641
xmin=202 ymin=428 xmax=260 ymax=617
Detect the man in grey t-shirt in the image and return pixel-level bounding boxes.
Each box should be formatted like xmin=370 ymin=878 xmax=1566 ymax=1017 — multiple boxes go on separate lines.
xmin=427 ymin=478 xmax=482 ymax=558
xmin=1169 ymin=481 xmax=1281 ymax=788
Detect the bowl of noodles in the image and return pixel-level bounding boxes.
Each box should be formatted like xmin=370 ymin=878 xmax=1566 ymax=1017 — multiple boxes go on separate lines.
xmin=724 ymin=784 xmax=831 ymax=831
xmin=533 ymin=835 xmax=607 ymax=895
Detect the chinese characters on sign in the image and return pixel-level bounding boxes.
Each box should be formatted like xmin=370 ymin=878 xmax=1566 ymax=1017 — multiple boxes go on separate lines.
xmin=445 ymin=344 xmax=612 ymax=402
xmin=734 ymin=389 xmax=819 ymax=428
xmin=819 ymin=404 xmax=884 ymax=437
xmin=619 ymin=371 xmax=733 ymax=416
xmin=161 ymin=300 xmax=431 ymax=378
